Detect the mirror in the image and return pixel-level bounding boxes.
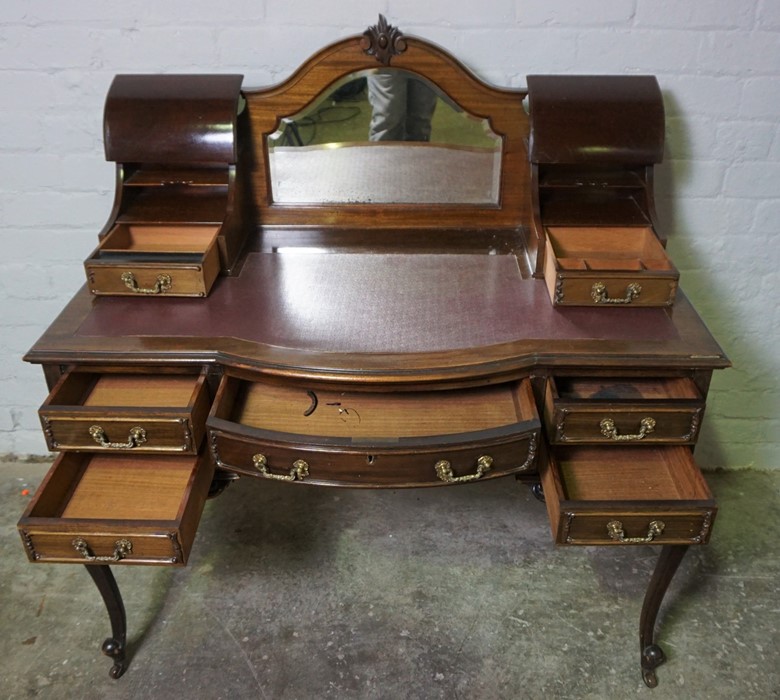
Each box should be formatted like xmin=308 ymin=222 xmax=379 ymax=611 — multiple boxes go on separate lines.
xmin=267 ymin=69 xmax=502 ymax=205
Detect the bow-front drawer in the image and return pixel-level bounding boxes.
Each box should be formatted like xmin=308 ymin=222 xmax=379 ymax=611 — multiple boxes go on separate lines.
xmin=540 ymin=445 xmax=716 ymax=546
xmin=17 ymin=451 xmax=214 ymax=565
xmin=543 ymin=376 xmax=705 ymax=445
xmin=207 ymin=376 xmax=541 ymax=487
xmin=39 ymin=369 xmax=210 ymax=454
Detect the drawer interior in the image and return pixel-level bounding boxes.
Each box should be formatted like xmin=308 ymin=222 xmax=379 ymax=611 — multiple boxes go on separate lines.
xmin=27 ymin=453 xmax=197 ymax=521
xmin=47 ymin=372 xmax=201 ymax=410
xmin=547 ymin=226 xmax=673 ymax=272
xmin=555 ymin=446 xmax=711 ymax=502
xmin=554 ymin=377 xmax=701 ymax=402
xmin=223 ymin=380 xmax=536 ymax=440
xmin=102 ymin=224 xmax=219 ymax=253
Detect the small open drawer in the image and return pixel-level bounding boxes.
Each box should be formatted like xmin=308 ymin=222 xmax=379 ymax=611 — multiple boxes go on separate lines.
xmin=84 ymin=224 xmax=221 ymax=297
xmin=543 ymin=376 xmax=705 ymax=445
xmin=543 ymin=226 xmax=678 ymax=306
xmin=39 ymin=369 xmax=210 ymax=454
xmin=540 ymin=445 xmax=716 ymax=546
xmin=207 ymin=376 xmax=541 ymax=487
xmin=18 ymin=451 xmax=215 ymax=565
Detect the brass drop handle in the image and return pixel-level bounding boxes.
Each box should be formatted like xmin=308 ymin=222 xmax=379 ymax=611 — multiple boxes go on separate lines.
xmin=252 ymin=454 xmax=309 ymax=482
xmin=607 ymin=520 xmax=665 ymax=544
xmin=89 ymin=425 xmax=147 ymax=449
xmin=72 ymin=537 xmax=133 ymax=562
xmin=121 ymin=271 xmax=172 ymax=294
xmin=435 ymin=455 xmax=493 ymax=483
xmin=591 ymin=282 xmax=642 ymax=304
xmin=599 ymin=417 xmax=656 ymax=441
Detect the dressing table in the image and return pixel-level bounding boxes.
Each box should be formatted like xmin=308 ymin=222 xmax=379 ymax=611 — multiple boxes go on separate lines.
xmin=17 ymin=17 xmax=729 ymax=688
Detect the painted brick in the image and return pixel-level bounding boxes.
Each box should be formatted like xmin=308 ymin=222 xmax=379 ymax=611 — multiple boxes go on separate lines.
xmin=380 ymin=3 xmax=515 ymax=28
xmin=741 ymin=77 xmax=780 ymax=119
xmin=713 ymin=121 xmax=776 ymax=162
xmin=574 ymin=29 xmax=705 ymax=73
xmin=635 ymin=0 xmax=755 ymax=30
xmin=518 ymin=0 xmax=635 ymax=27
xmin=723 ymin=162 xmax=780 ymax=198
xmin=698 ymin=31 xmax=780 ymax=76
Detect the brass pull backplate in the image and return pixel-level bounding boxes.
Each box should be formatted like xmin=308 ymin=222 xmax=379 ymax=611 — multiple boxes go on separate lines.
xmin=121 ymin=271 xmax=172 ymax=294
xmin=252 ymin=454 xmax=309 ymax=482
xmin=89 ymin=425 xmax=147 ymax=449
xmin=72 ymin=537 xmax=133 ymax=562
xmin=599 ymin=417 xmax=656 ymax=441
xmin=591 ymin=282 xmax=641 ymax=304
xmin=435 ymin=455 xmax=493 ymax=483
xmin=607 ymin=520 xmax=665 ymax=544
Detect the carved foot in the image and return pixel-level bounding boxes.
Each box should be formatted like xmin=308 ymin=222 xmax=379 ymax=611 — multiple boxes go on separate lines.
xmin=530 ymin=482 xmax=545 ymax=502
xmin=101 ymin=637 xmax=127 ymax=679
xmin=640 ymin=644 xmax=666 ymax=688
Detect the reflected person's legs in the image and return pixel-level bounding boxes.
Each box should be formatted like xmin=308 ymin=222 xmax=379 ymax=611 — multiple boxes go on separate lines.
xmin=405 ymin=79 xmax=437 ymax=141
xmin=367 ymin=73 xmax=408 ymax=141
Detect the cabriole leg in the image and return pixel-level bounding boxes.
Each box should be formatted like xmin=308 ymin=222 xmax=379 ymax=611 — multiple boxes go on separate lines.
xmin=639 ymin=544 xmax=689 ymax=688
xmin=84 ymin=564 xmax=127 ymax=679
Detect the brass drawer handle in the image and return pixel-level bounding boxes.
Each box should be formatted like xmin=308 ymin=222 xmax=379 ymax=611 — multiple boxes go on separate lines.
xmin=435 ymin=455 xmax=493 ymax=483
xmin=607 ymin=520 xmax=665 ymax=544
xmin=72 ymin=537 xmax=133 ymax=562
xmin=591 ymin=282 xmax=641 ymax=304
xmin=89 ymin=425 xmax=147 ymax=449
xmin=121 ymin=271 xmax=172 ymax=294
xmin=252 ymin=454 xmax=309 ymax=482
xmin=599 ymin=417 xmax=656 ymax=441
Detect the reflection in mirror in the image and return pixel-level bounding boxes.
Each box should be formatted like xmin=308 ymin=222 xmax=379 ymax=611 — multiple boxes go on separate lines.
xmin=267 ymin=69 xmax=502 ymax=204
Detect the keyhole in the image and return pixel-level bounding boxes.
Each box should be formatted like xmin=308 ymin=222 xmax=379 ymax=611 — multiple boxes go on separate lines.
xmin=366 ymin=455 xmax=375 ymax=465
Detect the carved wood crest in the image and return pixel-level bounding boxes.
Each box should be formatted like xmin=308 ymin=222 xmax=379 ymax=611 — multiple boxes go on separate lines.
xmin=360 ymin=14 xmax=407 ymax=65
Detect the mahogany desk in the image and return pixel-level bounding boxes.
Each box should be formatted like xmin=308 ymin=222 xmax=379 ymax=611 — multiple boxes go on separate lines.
xmin=17 ymin=17 xmax=729 ymax=688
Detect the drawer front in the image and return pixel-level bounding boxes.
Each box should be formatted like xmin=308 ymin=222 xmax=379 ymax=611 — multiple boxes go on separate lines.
xmin=209 ymin=427 xmax=539 ymax=488
xmin=540 ymin=445 xmax=716 ymax=546
xmin=20 ymin=529 xmax=190 ymax=565
xmin=18 ymin=451 xmax=215 ymax=566
xmin=543 ymin=377 xmax=705 ymax=445
xmin=85 ymin=259 xmax=217 ymax=297
xmin=555 ymin=509 xmax=715 ymax=547
xmin=550 ymin=273 xmax=678 ymax=307
xmin=39 ymin=369 xmax=210 ymax=454
xmin=42 ymin=416 xmax=204 ymax=454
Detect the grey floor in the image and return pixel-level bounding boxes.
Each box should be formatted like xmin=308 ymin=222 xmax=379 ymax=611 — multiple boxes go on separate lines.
xmin=1 ymin=459 xmax=778 ymax=700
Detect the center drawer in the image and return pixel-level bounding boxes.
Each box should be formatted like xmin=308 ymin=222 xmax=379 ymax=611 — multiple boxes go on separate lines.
xmin=543 ymin=376 xmax=705 ymax=445
xmin=18 ymin=451 xmax=214 ymax=565
xmin=39 ymin=368 xmax=210 ymax=454
xmin=207 ymin=376 xmax=541 ymax=487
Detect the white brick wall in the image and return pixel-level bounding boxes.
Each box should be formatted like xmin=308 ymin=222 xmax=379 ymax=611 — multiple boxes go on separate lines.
xmin=1 ymin=0 xmax=778 ymax=469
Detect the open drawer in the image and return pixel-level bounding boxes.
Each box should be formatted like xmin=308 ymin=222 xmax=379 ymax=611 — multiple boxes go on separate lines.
xmin=543 ymin=376 xmax=705 ymax=445
xmin=84 ymin=224 xmax=221 ymax=297
xmin=207 ymin=376 xmax=541 ymax=487
xmin=543 ymin=226 xmax=678 ymax=307
xmin=39 ymin=369 xmax=210 ymax=454
xmin=540 ymin=445 xmax=716 ymax=546
xmin=18 ymin=451 xmax=214 ymax=565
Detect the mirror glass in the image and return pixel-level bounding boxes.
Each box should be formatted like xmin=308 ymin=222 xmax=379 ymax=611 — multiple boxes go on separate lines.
xmin=267 ymin=69 xmax=502 ymax=204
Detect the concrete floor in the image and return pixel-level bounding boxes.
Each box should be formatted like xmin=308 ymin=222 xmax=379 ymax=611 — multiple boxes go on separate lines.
xmin=1 ymin=459 xmax=778 ymax=700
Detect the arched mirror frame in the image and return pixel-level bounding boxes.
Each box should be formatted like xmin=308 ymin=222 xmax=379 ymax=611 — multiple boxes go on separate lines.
xmin=243 ymin=29 xmax=530 ymax=230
